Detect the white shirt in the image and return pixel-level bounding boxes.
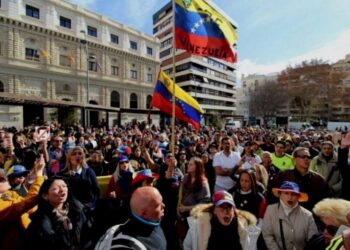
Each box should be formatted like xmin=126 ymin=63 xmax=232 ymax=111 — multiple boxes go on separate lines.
xmin=213 ymin=150 xmax=241 ymax=190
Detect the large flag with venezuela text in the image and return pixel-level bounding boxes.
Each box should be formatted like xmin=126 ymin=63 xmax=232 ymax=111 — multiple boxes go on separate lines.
xmin=151 ymin=70 xmax=203 ymax=129
xmin=174 ymin=0 xmax=238 ymax=63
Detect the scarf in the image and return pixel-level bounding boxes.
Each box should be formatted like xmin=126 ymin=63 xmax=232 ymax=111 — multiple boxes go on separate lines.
xmin=207 ymin=216 xmax=242 ymax=250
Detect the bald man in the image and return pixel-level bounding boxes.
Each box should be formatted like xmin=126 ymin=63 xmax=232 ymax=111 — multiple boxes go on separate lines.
xmin=95 ymin=187 xmax=166 ymax=250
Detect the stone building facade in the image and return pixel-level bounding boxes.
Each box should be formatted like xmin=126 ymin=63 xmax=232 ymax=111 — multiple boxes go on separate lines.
xmin=0 ymin=0 xmax=160 ymax=128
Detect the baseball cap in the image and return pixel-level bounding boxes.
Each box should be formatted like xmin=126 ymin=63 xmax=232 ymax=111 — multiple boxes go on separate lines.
xmin=131 ymin=169 xmax=159 ymax=186
xmin=213 ymin=190 xmax=236 ymax=207
xmin=7 ymin=165 xmax=29 ymax=178
xmin=119 ymin=155 xmax=129 ymax=163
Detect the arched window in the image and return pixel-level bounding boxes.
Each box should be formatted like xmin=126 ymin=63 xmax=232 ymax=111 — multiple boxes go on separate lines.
xmin=0 ymin=81 xmax=4 ymax=92
xmin=146 ymin=95 xmax=152 ymax=109
xmin=130 ymin=93 xmax=138 ymax=109
xmin=111 ymin=91 xmax=120 ymax=107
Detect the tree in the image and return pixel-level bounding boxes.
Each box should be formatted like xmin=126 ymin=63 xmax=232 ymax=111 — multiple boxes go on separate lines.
xmin=277 ymin=59 xmax=346 ymax=122
xmin=248 ymin=79 xmax=288 ymax=124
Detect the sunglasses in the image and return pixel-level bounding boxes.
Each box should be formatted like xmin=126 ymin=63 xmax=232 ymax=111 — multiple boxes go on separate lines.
xmin=296 ymin=155 xmax=311 ymax=159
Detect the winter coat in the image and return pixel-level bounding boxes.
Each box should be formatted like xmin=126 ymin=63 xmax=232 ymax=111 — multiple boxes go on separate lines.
xmin=310 ymin=153 xmax=342 ymax=196
xmin=23 ymin=198 xmax=89 ymax=250
xmin=183 ymin=204 xmax=261 ymax=250
xmin=0 ymin=176 xmax=44 ymax=250
xmin=262 ymin=202 xmax=318 ymax=250
xmin=59 ymin=164 xmax=100 ymax=209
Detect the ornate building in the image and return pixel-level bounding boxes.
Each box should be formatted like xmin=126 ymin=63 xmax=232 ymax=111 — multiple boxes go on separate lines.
xmin=0 ymin=0 xmax=160 ymax=128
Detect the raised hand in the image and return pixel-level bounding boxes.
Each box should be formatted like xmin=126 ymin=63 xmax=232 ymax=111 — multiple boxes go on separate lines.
xmin=341 ymin=133 xmax=350 ymax=149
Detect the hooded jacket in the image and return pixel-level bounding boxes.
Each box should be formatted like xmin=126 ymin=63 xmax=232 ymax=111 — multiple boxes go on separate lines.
xmin=183 ymin=204 xmax=260 ymax=250
xmin=310 ymin=152 xmax=342 ymax=196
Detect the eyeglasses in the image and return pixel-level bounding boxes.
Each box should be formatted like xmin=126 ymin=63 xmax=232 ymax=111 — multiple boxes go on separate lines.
xmin=54 ymin=140 xmax=63 ymax=142
xmin=166 ymin=155 xmax=173 ymax=159
xmin=119 ymin=161 xmax=129 ymax=164
xmin=296 ymin=155 xmax=311 ymax=159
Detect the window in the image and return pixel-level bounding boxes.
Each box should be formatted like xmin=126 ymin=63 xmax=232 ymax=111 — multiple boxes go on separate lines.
xmin=161 ymin=38 xmax=172 ymax=48
xmin=0 ymin=81 xmax=4 ymax=92
xmin=160 ymin=48 xmax=172 ymax=58
xmin=60 ymin=54 xmax=71 ymax=67
xmin=111 ymin=34 xmax=119 ymax=44
xmin=111 ymin=66 xmax=119 ymax=76
xmin=111 ymin=91 xmax=120 ymax=107
xmin=60 ymin=16 xmax=71 ymax=29
xmin=130 ymin=41 xmax=137 ymax=50
xmin=25 ymin=48 xmax=39 ymax=61
xmin=87 ymin=26 xmax=97 ymax=37
xmin=26 ymin=5 xmax=40 ymax=19
xmin=147 ymin=73 xmax=153 ymax=82
xmin=147 ymin=47 xmax=153 ymax=55
xmin=130 ymin=70 xmax=137 ymax=79
xmin=89 ymin=61 xmax=97 ymax=71
xmin=146 ymin=95 xmax=152 ymax=109
xmin=59 ymin=47 xmax=72 ymax=67
xmin=63 ymin=84 xmax=70 ymax=91
xmin=130 ymin=93 xmax=138 ymax=109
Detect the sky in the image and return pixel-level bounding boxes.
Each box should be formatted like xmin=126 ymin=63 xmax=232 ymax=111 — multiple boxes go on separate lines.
xmin=70 ymin=0 xmax=350 ymax=78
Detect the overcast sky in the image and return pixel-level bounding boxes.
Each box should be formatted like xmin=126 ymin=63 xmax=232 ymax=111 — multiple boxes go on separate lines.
xmin=70 ymin=0 xmax=350 ymax=78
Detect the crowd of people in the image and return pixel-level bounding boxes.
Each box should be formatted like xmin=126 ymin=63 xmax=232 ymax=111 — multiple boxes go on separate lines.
xmin=0 ymin=122 xmax=350 ymax=250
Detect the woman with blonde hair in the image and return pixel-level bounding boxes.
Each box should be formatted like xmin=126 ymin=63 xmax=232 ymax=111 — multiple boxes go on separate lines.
xmin=59 ymin=146 xmax=100 ymax=210
xmin=253 ymin=164 xmax=269 ymax=194
xmin=313 ymin=198 xmax=350 ymax=248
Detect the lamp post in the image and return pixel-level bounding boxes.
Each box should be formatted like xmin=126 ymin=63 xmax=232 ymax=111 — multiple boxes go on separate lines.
xmin=80 ymin=30 xmax=90 ymax=127
xmin=80 ymin=30 xmax=90 ymax=105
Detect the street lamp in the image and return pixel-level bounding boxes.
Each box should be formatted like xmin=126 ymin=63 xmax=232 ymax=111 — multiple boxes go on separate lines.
xmin=80 ymin=30 xmax=90 ymax=127
xmin=80 ymin=30 xmax=90 ymax=105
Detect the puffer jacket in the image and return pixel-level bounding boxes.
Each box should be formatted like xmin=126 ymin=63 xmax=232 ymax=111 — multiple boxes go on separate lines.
xmin=262 ymin=202 xmax=318 ymax=250
xmin=183 ymin=204 xmax=260 ymax=250
xmin=310 ymin=152 xmax=342 ymax=196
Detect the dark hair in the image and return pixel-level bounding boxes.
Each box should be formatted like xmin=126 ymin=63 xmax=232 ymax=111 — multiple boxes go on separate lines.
xmin=39 ymin=176 xmax=70 ymax=201
xmin=36 ymin=176 xmax=82 ymax=213
xmin=275 ymin=140 xmax=286 ymax=147
xmin=236 ymin=169 xmax=258 ymax=196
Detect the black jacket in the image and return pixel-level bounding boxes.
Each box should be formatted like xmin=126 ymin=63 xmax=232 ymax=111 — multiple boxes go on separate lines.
xmin=338 ymin=147 xmax=350 ymax=200
xmin=23 ymin=199 xmax=90 ymax=250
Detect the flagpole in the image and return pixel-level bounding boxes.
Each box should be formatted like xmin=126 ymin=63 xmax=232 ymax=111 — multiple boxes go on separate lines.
xmin=171 ymin=0 xmax=176 ymax=156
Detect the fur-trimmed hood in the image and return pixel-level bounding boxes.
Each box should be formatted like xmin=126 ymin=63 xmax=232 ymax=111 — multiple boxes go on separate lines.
xmin=190 ymin=203 xmax=257 ymax=226
xmin=184 ymin=203 xmax=259 ymax=250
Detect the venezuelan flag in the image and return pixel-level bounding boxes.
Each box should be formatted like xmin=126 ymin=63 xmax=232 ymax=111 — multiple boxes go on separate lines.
xmin=151 ymin=70 xmax=203 ymax=129
xmin=174 ymin=0 xmax=238 ymax=63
